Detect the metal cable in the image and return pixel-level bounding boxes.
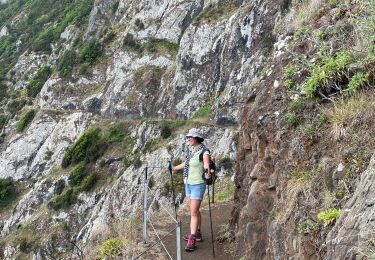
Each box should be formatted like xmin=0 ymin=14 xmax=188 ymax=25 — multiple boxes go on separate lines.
xmin=132 ymin=225 xmax=178 ymax=260
xmin=146 ymin=185 xmax=178 ymax=223
xmin=149 ymin=219 xmax=174 ymax=260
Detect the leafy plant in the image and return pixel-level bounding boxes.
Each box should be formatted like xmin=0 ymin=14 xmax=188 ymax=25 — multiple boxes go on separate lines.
xmin=160 ymin=123 xmax=172 ymax=139
xmin=143 ymin=37 xmax=179 ymax=56
xmin=291 ymin=170 xmax=313 ymax=183
xmin=62 ymin=128 xmax=107 ymax=168
xmin=103 ymin=124 xmax=128 ymax=144
xmin=48 ymin=188 xmax=77 ymax=210
xmin=16 ymin=109 xmax=36 ymax=132
xmin=214 ymin=181 xmax=235 ymax=202
xmin=56 ymin=49 xmax=78 ymax=77
xmin=193 ymin=1 xmax=238 ymax=25
xmin=7 ymin=99 xmax=26 ymax=115
xmin=304 ymin=50 xmax=353 ymax=98
xmin=26 ymin=66 xmax=52 ymax=97
xmin=80 ymin=173 xmax=97 ymax=191
xmin=317 ymin=208 xmax=341 ymax=226
xmin=219 ymin=156 xmax=233 ymax=170
xmin=134 ymin=18 xmax=144 ymax=30
xmin=284 ymin=112 xmax=299 ymax=127
xmin=44 ymin=149 xmax=53 ymax=160
xmin=54 ymin=179 xmax=66 ymax=195
xmin=19 ymin=237 xmax=31 ymax=253
xmin=194 ymin=104 xmax=212 ymax=118
xmin=97 ymin=238 xmax=123 ymax=259
xmin=0 ymin=114 xmax=8 ymax=129
xmin=80 ymin=40 xmax=102 ymax=64
xmin=297 ymin=220 xmax=319 ymax=234
xmin=347 ymin=72 xmax=369 ymax=93
xmin=69 ymin=163 xmax=87 ymax=186
xmin=123 ymin=33 xmax=142 ymax=53
xmin=300 ymin=123 xmax=316 ymax=140
xmin=0 ymin=179 xmax=12 ymax=200
xmin=103 ymin=30 xmax=116 ymax=44
xmin=283 ymin=65 xmax=296 ymax=89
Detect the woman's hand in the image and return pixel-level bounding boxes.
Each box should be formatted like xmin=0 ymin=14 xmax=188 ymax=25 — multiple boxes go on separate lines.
xmin=172 ymin=162 xmax=185 ymax=172
xmin=203 ymin=153 xmax=210 ymax=179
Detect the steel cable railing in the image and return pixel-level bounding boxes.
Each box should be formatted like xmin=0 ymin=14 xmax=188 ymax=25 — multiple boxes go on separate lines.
xmin=132 ymin=166 xmax=182 ymax=260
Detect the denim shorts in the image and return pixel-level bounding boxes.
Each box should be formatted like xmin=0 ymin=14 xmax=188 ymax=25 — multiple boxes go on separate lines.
xmin=186 ymin=183 xmax=206 ymax=200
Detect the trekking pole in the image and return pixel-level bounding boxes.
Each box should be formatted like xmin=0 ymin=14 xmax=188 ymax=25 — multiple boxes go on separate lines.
xmin=143 ymin=167 xmax=148 ymax=245
xmin=207 ymin=185 xmax=215 ymax=258
xmin=168 ymin=160 xmax=177 ymax=219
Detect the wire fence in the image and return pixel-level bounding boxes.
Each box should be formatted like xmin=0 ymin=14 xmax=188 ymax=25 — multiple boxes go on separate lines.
xmin=132 ymin=166 xmax=182 ymax=260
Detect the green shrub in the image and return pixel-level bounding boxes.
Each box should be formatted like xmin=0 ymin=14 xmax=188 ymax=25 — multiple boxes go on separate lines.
xmin=19 ymin=237 xmax=30 ymax=253
xmin=283 ymin=65 xmax=296 ymax=89
xmin=284 ymin=112 xmax=299 ymax=127
xmin=317 ymin=208 xmax=341 ymax=226
xmin=214 ymin=181 xmax=235 ymax=202
xmin=281 ymin=0 xmax=292 ymax=12
xmin=97 ymin=238 xmax=123 ymax=259
xmin=62 ymin=128 xmax=107 ymax=168
xmin=80 ymin=173 xmax=97 ymax=191
xmin=193 ymin=1 xmax=238 ymax=25
xmin=219 ymin=156 xmax=233 ymax=170
xmin=80 ymin=40 xmax=102 ymax=64
xmin=0 ymin=178 xmax=17 ymax=208
xmin=123 ymin=158 xmax=131 ymax=168
xmin=347 ymin=72 xmax=369 ymax=93
xmin=300 ymin=123 xmax=316 ymax=140
xmin=54 ymin=179 xmax=66 ymax=195
xmin=26 ymin=66 xmax=52 ymax=97
xmin=16 ymin=109 xmax=36 ymax=132
xmin=0 ymin=114 xmax=7 ymax=129
xmin=304 ymin=51 xmax=353 ymax=98
xmin=123 ymin=33 xmax=142 ymax=52
xmin=134 ymin=18 xmax=144 ymax=30
xmin=0 ymin=83 xmax=8 ymax=101
xmin=56 ymin=49 xmax=78 ymax=77
xmin=103 ymin=31 xmax=116 ymax=44
xmin=194 ymin=104 xmax=212 ymax=118
xmin=291 ymin=171 xmax=312 ymax=182
xmin=31 ymin=26 xmax=58 ymax=52
xmin=160 ymin=123 xmax=172 ymax=139
xmin=144 ymin=38 xmax=179 ymax=56
xmin=0 ymin=179 xmax=12 ymax=200
xmin=0 ymin=134 xmax=5 ymax=144
xmin=7 ymin=99 xmax=26 ymax=114
xmin=143 ymin=139 xmax=160 ymax=153
xmin=69 ymin=163 xmax=87 ymax=186
xmin=48 ymin=188 xmax=77 ymax=210
xmin=133 ymin=155 xmax=142 ymax=169
xmin=103 ymin=124 xmax=128 ymax=144
xmin=44 ymin=149 xmax=53 ymax=160
xmin=297 ymin=220 xmax=319 ymax=234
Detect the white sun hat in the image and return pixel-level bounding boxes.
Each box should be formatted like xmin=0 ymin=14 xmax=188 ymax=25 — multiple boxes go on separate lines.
xmin=186 ymin=128 xmax=204 ymax=140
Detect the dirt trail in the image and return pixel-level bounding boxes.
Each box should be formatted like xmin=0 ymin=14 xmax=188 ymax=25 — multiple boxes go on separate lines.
xmin=143 ymin=201 xmax=235 ymax=260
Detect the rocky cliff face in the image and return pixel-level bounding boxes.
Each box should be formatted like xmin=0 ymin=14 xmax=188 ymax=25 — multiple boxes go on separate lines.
xmin=0 ymin=0 xmax=374 ymax=259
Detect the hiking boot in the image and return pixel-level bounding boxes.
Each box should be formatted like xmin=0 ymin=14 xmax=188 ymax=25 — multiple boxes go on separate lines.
xmin=185 ymin=234 xmax=197 ymax=252
xmin=183 ymin=230 xmax=202 ymax=242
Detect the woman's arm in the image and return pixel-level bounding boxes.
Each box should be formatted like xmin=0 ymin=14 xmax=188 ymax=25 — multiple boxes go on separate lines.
xmin=172 ymin=162 xmax=185 ymax=172
xmin=203 ymin=153 xmax=210 ymax=178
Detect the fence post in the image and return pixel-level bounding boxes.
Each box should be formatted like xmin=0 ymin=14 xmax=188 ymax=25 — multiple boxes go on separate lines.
xmin=143 ymin=167 xmax=148 ymax=245
xmin=176 ymin=220 xmax=182 ymax=260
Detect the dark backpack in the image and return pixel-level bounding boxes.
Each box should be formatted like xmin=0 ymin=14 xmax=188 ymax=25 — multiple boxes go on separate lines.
xmin=199 ymin=148 xmax=216 ymax=185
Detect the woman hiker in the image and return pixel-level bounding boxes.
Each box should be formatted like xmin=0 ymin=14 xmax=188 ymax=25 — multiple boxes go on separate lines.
xmin=172 ymin=128 xmax=211 ymax=252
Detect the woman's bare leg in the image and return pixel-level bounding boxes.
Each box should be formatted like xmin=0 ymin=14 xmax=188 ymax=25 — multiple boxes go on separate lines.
xmin=189 ymin=199 xmax=201 ymax=235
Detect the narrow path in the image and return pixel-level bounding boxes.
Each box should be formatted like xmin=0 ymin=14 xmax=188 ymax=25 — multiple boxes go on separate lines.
xmin=145 ymin=201 xmax=235 ymax=260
